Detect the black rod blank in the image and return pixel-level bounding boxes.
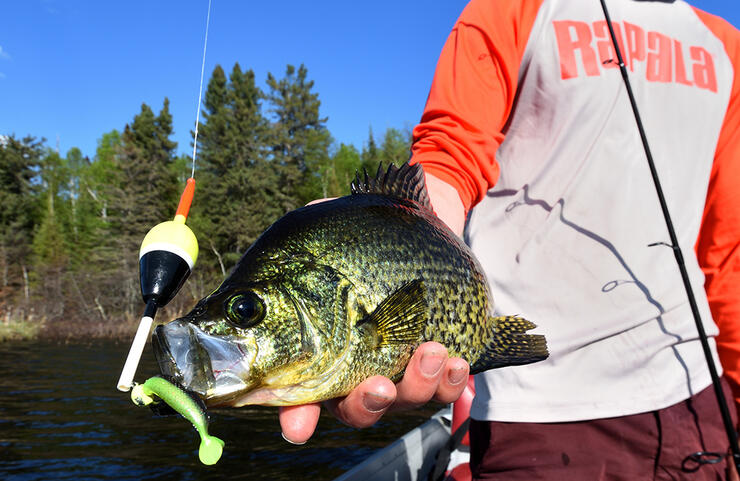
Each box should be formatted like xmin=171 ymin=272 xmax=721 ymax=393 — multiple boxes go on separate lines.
xmin=598 ymin=0 xmax=740 ymax=471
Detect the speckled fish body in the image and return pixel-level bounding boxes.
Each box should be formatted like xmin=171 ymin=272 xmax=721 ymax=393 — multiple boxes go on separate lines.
xmin=152 ymin=164 xmax=548 ymax=407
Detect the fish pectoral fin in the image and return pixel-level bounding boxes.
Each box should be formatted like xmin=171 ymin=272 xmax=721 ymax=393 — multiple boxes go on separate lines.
xmin=360 ymin=279 xmax=427 ymax=347
xmin=469 ymin=315 xmax=549 ymax=374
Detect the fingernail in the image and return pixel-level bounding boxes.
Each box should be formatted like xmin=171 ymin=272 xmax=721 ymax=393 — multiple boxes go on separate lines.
xmin=281 ymin=432 xmax=307 ymax=445
xmin=420 ymin=351 xmax=445 ymax=377
xmin=363 ymin=392 xmax=393 ymax=413
xmin=448 ymin=366 xmax=467 ymax=385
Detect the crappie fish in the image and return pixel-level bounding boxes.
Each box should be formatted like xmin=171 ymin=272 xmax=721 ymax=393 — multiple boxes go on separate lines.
xmin=152 ymin=163 xmax=548 ymax=407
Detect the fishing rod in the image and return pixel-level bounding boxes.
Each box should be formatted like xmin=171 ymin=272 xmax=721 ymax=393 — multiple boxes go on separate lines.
xmin=598 ymin=0 xmax=740 ymax=471
xmin=117 ymin=0 xmax=213 ymax=392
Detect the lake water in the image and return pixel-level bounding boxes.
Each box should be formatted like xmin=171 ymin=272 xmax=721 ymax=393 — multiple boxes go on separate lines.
xmin=0 ymin=340 xmax=440 ymax=480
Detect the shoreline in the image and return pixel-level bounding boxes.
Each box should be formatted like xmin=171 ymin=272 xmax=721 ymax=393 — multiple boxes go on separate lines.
xmin=0 ymin=317 xmax=157 ymax=343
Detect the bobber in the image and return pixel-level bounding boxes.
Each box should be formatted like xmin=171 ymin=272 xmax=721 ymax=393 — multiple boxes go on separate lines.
xmin=117 ymin=178 xmax=199 ymax=392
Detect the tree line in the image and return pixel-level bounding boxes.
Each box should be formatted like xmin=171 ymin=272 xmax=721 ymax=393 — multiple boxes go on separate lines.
xmin=0 ymin=63 xmax=412 ymax=339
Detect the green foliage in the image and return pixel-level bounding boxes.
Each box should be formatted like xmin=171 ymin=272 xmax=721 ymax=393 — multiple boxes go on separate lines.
xmin=361 ymin=127 xmax=380 ymax=174
xmin=380 ymin=127 xmax=412 ymax=166
xmin=266 ymin=64 xmax=331 ymax=208
xmin=193 ymin=63 xmax=281 ymax=274
xmin=104 ymin=100 xmax=180 ymax=317
xmin=111 ymin=100 xmax=179 ymax=244
xmin=0 ymin=61 xmax=414 ymax=339
xmin=318 ymin=143 xmax=362 ymax=198
xmin=67 ymin=138 xmax=122 ymax=319
xmin=0 ymin=318 xmax=43 ymax=342
xmin=32 ymin=149 xmax=70 ymax=270
xmin=360 ymin=127 xmax=411 ymax=176
xmin=0 ymin=136 xmax=43 ymax=292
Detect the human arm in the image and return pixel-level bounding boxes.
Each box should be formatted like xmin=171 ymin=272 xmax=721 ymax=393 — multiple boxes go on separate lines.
xmin=692 ymin=9 xmax=740 ymax=419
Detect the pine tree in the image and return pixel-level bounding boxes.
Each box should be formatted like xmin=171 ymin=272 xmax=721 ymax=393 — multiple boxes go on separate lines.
xmin=361 ymin=127 xmax=381 ymax=174
xmin=31 ymin=149 xmax=70 ymax=319
xmin=107 ymin=100 xmax=179 ymax=317
xmin=359 ymin=127 xmax=411 ymax=176
xmin=0 ymin=136 xmax=42 ymax=306
xmin=319 ymin=143 xmax=362 ymax=198
xmin=266 ymin=64 xmax=331 ymax=208
xmin=380 ymin=127 xmax=412 ymax=166
xmin=194 ymin=63 xmax=280 ymax=275
xmin=112 ymin=101 xmax=178 ymax=243
xmin=70 ymin=130 xmax=124 ymax=322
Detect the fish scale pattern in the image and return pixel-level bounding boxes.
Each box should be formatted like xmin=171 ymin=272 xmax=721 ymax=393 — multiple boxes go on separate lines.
xmin=163 ymin=166 xmax=547 ymax=405
xmin=268 ymin=194 xmax=494 ymax=370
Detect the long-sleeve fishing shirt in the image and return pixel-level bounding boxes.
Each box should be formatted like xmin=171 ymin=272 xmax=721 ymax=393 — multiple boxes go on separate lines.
xmin=411 ymin=0 xmax=740 ymax=422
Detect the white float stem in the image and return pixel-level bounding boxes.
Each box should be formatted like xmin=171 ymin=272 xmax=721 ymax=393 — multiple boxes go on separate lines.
xmin=117 ymin=315 xmax=154 ymax=392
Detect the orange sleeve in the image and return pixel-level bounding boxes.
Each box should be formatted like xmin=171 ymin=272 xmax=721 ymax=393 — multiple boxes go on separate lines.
xmin=410 ymin=0 xmax=544 ymax=211
xmin=693 ymin=8 xmax=740 ymax=406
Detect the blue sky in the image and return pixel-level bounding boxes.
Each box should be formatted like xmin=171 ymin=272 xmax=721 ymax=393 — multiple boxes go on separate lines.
xmin=1 ymin=0 xmax=738 ymax=161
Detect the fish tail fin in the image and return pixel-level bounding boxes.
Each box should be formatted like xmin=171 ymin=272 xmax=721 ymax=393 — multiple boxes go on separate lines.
xmin=469 ymin=315 xmax=549 ymax=374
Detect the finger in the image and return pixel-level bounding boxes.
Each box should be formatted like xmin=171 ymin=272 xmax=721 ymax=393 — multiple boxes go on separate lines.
xmin=433 ymin=356 xmax=470 ymax=404
xmin=392 ymin=342 xmax=449 ymax=410
xmin=278 ymin=403 xmax=321 ymax=445
xmin=324 ymin=375 xmax=397 ymax=428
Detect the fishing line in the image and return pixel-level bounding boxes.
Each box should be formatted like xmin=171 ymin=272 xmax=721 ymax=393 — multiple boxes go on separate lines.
xmin=191 ymin=0 xmax=212 ymax=178
xmin=598 ymin=0 xmax=740 ymax=472
xmin=117 ymin=0 xmax=212 ymax=393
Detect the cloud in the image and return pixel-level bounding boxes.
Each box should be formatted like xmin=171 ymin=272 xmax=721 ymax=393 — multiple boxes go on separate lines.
xmin=0 ymin=46 xmax=9 ymax=60
xmin=0 ymin=73 xmax=5 ymax=79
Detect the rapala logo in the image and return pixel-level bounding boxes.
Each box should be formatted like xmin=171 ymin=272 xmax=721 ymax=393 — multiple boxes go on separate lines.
xmin=553 ymin=20 xmax=717 ymax=92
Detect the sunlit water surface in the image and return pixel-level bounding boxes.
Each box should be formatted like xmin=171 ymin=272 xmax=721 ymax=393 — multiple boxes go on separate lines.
xmin=0 ymin=341 xmax=439 ymax=480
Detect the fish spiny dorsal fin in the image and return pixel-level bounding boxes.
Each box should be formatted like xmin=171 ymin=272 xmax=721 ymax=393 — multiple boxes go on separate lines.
xmin=351 ymin=163 xmax=433 ymax=211
xmin=358 ymin=279 xmax=427 ymax=347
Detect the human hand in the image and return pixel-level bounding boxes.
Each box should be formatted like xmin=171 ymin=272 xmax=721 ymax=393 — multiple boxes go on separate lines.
xmin=278 ymin=341 xmax=470 ymax=444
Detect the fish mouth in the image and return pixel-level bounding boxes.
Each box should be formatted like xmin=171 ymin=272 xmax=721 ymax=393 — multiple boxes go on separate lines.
xmin=152 ymin=319 xmax=252 ymax=405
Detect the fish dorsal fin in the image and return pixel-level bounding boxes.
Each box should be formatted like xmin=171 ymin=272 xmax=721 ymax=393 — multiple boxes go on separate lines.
xmin=359 ymin=279 xmax=427 ymax=347
xmin=351 ymin=163 xmax=433 ymax=211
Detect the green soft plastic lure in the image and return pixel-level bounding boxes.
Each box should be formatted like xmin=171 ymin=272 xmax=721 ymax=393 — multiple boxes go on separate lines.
xmin=131 ymin=376 xmax=225 ymax=465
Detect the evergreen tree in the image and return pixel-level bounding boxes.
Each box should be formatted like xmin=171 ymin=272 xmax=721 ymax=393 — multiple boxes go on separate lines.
xmin=31 ymin=149 xmax=70 ymax=318
xmin=360 ymin=127 xmax=381 ymax=174
xmin=359 ymin=127 xmax=411 ymax=176
xmin=380 ymin=127 xmax=412 ymax=166
xmin=194 ymin=63 xmax=280 ymax=275
xmin=108 ymin=100 xmax=179 ymax=316
xmin=0 ymin=135 xmax=43 ymax=310
xmin=32 ymin=149 xmax=69 ymax=268
xmin=72 ymin=130 xmax=124 ymax=322
xmin=111 ymin=100 xmax=178 ymax=244
xmin=64 ymin=147 xmax=85 ymax=242
xmin=319 ymin=143 xmax=362 ymax=198
xmin=266 ymin=64 xmax=331 ymax=208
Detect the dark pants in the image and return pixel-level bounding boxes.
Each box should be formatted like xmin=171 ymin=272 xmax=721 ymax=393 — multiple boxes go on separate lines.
xmin=470 ymin=379 xmax=737 ymax=480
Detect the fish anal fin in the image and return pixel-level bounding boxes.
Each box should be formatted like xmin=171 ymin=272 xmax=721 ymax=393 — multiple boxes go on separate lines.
xmin=360 ymin=280 xmax=427 ymax=347
xmin=469 ymin=315 xmax=549 ymax=374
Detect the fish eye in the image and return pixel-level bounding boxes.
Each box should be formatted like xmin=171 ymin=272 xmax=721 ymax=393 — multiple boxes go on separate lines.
xmin=224 ymin=292 xmax=265 ymax=329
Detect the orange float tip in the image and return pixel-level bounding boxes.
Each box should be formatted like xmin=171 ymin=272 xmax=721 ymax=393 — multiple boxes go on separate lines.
xmin=175 ymin=178 xmax=196 ymax=220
